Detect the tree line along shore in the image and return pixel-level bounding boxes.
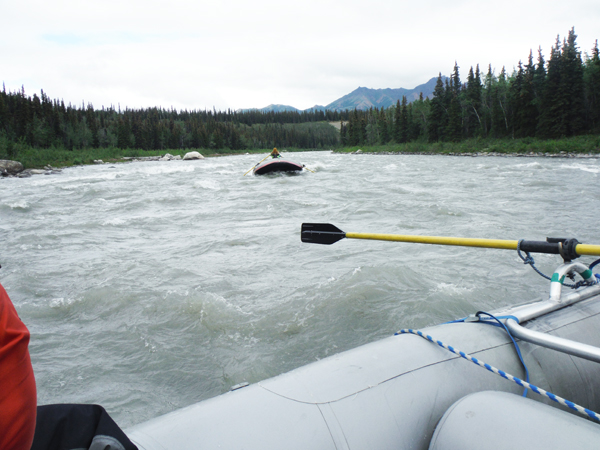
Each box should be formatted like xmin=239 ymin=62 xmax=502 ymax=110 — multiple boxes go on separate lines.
xmin=1 ymin=27 xmax=599 ymax=170
xmin=341 ymin=28 xmax=600 ymax=148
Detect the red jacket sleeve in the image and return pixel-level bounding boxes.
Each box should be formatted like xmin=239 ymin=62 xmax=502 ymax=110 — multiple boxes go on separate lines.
xmin=0 ymin=283 xmax=37 ymax=450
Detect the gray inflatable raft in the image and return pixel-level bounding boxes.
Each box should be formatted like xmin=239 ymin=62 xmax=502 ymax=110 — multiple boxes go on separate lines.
xmin=126 ymin=265 xmax=600 ymax=450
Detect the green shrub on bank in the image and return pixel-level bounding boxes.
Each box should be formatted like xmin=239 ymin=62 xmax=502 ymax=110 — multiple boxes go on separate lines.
xmin=337 ymin=136 xmax=600 ymax=155
xmin=0 ymin=143 xmax=145 ymax=169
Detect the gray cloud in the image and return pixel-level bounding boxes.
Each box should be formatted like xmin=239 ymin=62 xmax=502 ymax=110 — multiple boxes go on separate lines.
xmin=2 ymin=0 xmax=598 ymax=111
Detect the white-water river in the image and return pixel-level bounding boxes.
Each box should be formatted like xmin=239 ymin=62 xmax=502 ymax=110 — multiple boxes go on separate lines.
xmin=1 ymin=151 xmax=599 ymax=428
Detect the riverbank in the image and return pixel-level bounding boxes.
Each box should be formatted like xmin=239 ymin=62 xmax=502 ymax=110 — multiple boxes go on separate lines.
xmin=335 ymin=135 xmax=600 ymax=157
xmin=0 ymin=145 xmax=272 ymax=171
xmin=2 ymin=135 xmax=599 ymax=172
xmin=341 ymin=149 xmax=598 ymax=158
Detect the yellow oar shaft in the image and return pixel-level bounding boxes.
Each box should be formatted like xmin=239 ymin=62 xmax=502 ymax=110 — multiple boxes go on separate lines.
xmin=576 ymin=244 xmax=600 ymax=256
xmin=243 ymin=154 xmax=271 ymax=176
xmin=345 ymin=232 xmax=518 ymax=250
xmin=345 ymin=232 xmax=600 ymax=256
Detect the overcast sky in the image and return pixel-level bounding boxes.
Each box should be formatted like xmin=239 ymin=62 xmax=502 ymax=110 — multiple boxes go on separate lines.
xmin=2 ymin=0 xmax=599 ymax=112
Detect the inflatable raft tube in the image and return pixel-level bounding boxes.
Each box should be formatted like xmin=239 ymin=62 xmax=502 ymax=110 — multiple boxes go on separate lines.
xmin=430 ymin=391 xmax=600 ymax=450
xmin=253 ymin=159 xmax=303 ymax=175
xmin=125 ymin=288 xmax=600 ymax=450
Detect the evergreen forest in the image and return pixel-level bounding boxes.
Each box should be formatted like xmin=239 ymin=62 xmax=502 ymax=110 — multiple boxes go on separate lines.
xmin=1 ymin=27 xmax=600 ymax=166
xmin=0 ymin=91 xmax=345 ymax=157
xmin=342 ymin=29 xmax=600 ymax=146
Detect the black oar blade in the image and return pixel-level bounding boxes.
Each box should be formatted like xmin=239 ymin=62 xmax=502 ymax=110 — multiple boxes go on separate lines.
xmin=301 ymin=223 xmax=346 ymax=245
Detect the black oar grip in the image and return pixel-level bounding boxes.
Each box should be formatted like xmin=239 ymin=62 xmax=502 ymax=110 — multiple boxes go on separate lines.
xmin=519 ymin=240 xmax=561 ymax=254
xmin=517 ymin=238 xmax=584 ymax=260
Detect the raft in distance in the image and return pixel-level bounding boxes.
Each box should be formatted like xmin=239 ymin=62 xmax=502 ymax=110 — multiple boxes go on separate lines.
xmin=253 ymin=159 xmax=304 ymax=175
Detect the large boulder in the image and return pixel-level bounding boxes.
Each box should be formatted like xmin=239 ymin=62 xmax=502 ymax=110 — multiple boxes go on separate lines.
xmin=183 ymin=151 xmax=204 ymax=160
xmin=0 ymin=160 xmax=24 ymax=175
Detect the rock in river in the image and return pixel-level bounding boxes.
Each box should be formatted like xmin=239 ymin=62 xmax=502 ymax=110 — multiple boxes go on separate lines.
xmin=0 ymin=160 xmax=24 ymax=176
xmin=183 ymin=151 xmax=204 ymax=160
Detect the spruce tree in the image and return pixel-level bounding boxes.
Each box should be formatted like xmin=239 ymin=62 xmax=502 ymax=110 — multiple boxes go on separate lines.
xmin=537 ymin=36 xmax=564 ymax=137
xmin=15 ymin=88 xmax=31 ymax=142
xmin=481 ymin=64 xmax=495 ymax=137
xmin=0 ymin=91 xmax=7 ymax=134
xmin=410 ymin=95 xmax=428 ymax=140
xmin=445 ymin=62 xmax=462 ymax=142
xmin=347 ymin=114 xmax=356 ymax=145
xmin=427 ymin=74 xmax=446 ymax=142
xmin=584 ymin=40 xmax=600 ymax=132
xmin=352 ymin=109 xmax=363 ymax=145
xmin=464 ymin=65 xmax=483 ymax=138
xmin=491 ymin=67 xmax=509 ymax=137
xmin=377 ymin=107 xmax=389 ymax=144
xmin=518 ymin=51 xmax=538 ymax=137
xmin=560 ymin=27 xmax=585 ymax=136
xmin=86 ymin=103 xmax=99 ymax=147
xmin=533 ymin=47 xmax=547 ymax=105
xmin=52 ymin=104 xmax=62 ymax=142
xmin=399 ymin=96 xmax=409 ymax=143
xmin=31 ymin=93 xmax=41 ymax=122
xmin=508 ymin=61 xmax=524 ymax=137
xmin=393 ymin=100 xmax=402 ymax=143
xmin=408 ymin=104 xmax=421 ymax=141
xmin=360 ymin=115 xmax=368 ymax=144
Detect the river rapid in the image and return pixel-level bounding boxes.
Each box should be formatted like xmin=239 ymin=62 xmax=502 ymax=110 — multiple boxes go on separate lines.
xmin=1 ymin=151 xmax=599 ymax=428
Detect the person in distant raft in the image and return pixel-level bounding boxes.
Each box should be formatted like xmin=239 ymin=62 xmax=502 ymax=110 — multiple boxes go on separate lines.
xmin=270 ymin=148 xmax=281 ymax=158
xmin=0 ymin=282 xmax=37 ymax=450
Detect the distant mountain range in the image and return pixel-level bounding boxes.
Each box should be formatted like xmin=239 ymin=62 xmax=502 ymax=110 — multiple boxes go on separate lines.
xmin=241 ymin=76 xmax=444 ymax=113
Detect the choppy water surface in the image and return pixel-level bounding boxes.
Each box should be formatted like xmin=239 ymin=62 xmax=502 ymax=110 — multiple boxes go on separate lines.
xmin=1 ymin=151 xmax=599 ymax=427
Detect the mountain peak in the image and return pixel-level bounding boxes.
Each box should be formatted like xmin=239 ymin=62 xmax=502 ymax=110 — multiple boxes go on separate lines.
xmin=325 ymin=77 xmax=443 ymax=111
xmin=240 ymin=76 xmax=446 ymax=113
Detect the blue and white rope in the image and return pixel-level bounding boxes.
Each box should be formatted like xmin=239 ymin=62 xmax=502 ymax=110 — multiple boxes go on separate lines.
xmin=396 ymin=328 xmax=600 ymax=422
